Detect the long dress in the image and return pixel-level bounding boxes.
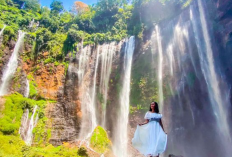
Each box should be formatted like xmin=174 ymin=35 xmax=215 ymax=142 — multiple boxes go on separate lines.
xmin=132 ymin=112 xmax=167 ymax=156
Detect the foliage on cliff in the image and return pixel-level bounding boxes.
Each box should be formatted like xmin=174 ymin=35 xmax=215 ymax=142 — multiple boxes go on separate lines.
xmin=0 ymin=134 xmax=84 ymax=157
xmin=0 ymin=93 xmax=46 ymax=135
xmin=0 ymin=93 xmax=86 ymax=157
xmin=0 ymin=0 xmax=191 ymax=62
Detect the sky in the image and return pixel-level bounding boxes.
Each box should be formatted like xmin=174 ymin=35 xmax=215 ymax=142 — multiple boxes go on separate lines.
xmin=39 ymin=0 xmax=98 ymax=11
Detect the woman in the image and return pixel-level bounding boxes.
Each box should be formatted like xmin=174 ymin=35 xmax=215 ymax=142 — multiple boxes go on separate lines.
xmin=132 ymin=102 xmax=167 ymax=157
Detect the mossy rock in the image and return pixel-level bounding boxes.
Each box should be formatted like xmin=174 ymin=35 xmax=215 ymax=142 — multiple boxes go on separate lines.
xmin=90 ymin=126 xmax=112 ymax=154
xmin=77 ymin=147 xmax=88 ymax=157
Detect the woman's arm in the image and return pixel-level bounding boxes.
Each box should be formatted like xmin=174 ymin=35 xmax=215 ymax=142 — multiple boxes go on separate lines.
xmin=139 ymin=119 xmax=149 ymax=126
xmin=160 ymin=119 xmax=166 ymax=133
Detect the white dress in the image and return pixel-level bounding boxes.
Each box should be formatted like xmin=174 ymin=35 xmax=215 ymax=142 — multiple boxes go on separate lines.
xmin=132 ymin=112 xmax=167 ymax=156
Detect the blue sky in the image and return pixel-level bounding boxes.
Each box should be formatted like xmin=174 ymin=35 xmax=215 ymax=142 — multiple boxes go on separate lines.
xmin=39 ymin=0 xmax=98 ymax=11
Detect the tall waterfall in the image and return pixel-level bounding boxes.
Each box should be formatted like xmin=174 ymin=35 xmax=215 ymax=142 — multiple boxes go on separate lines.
xmin=190 ymin=0 xmax=231 ymax=154
xmin=19 ymin=105 xmax=38 ymax=145
xmin=0 ymin=25 xmax=6 ymax=37
xmin=113 ymin=36 xmax=135 ymax=157
xmin=78 ymin=45 xmax=97 ymax=140
xmin=196 ymin=0 xmax=230 ymax=139
xmin=99 ymin=42 xmax=117 ymax=126
xmin=78 ymin=42 xmax=119 ymax=140
xmin=155 ymin=26 xmax=164 ymax=111
xmin=149 ymin=1 xmax=232 ymax=156
xmin=0 ymin=31 xmax=25 ymax=96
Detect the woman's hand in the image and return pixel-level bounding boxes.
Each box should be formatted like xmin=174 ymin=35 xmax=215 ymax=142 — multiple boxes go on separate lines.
xmin=138 ymin=119 xmax=149 ymax=126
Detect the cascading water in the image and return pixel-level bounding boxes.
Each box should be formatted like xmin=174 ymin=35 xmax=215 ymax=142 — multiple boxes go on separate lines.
xmin=78 ymin=42 xmax=119 ymax=141
xmin=99 ymin=42 xmax=117 ymax=126
xmin=77 ymin=46 xmax=91 ymax=85
xmin=29 ymin=19 xmax=35 ymax=28
xmin=0 ymin=31 xmax=25 ymax=96
xmin=196 ymin=0 xmax=230 ymax=139
xmin=113 ymin=36 xmax=135 ymax=157
xmin=78 ymin=45 xmax=97 ymax=140
xmin=149 ymin=1 xmax=232 ymax=156
xmin=19 ymin=105 xmax=38 ymax=145
xmin=156 ymin=26 xmax=164 ymax=111
xmin=24 ymin=79 xmax=30 ymax=98
xmin=0 ymin=25 xmax=6 ymax=37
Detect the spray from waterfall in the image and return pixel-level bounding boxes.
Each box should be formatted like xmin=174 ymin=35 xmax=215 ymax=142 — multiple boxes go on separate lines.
xmin=113 ymin=36 xmax=135 ymax=157
xmin=19 ymin=105 xmax=38 ymax=145
xmin=0 ymin=31 xmax=25 ymax=96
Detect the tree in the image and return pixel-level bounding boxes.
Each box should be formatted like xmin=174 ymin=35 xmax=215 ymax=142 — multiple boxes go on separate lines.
xmin=24 ymin=0 xmax=40 ymax=12
xmin=50 ymin=0 xmax=64 ymax=14
xmin=75 ymin=9 xmax=95 ymax=33
xmin=72 ymin=1 xmax=89 ymax=15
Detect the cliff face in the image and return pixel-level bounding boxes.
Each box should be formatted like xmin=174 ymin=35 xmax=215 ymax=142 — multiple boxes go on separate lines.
xmin=48 ymin=42 xmax=125 ymax=146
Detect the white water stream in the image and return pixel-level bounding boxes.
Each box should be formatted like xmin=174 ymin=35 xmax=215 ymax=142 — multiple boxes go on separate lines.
xmin=113 ymin=36 xmax=135 ymax=157
xmin=0 ymin=31 xmax=25 ymax=96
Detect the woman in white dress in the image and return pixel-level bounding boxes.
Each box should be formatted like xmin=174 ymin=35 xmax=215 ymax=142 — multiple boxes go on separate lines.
xmin=132 ymin=102 xmax=167 ymax=157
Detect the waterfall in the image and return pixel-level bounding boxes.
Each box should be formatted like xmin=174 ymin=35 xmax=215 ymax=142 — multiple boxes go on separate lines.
xmin=99 ymin=42 xmax=116 ymax=126
xmin=113 ymin=36 xmax=135 ymax=157
xmin=29 ymin=19 xmax=35 ymax=28
xmin=196 ymin=0 xmax=230 ymax=139
xmin=167 ymin=44 xmax=174 ymax=76
xmin=24 ymin=79 xmax=30 ymax=98
xmin=78 ymin=45 xmax=97 ymax=140
xmin=148 ymin=2 xmax=232 ymax=156
xmin=78 ymin=42 xmax=120 ymax=141
xmin=0 ymin=25 xmax=6 ymax=37
xmin=0 ymin=31 xmax=25 ymax=96
xmin=156 ymin=26 xmax=164 ymax=111
xmin=91 ymin=46 xmax=99 ymax=126
xmin=19 ymin=109 xmax=29 ymax=135
xmin=19 ymin=105 xmax=38 ymax=145
xmin=77 ymin=46 xmax=91 ymax=85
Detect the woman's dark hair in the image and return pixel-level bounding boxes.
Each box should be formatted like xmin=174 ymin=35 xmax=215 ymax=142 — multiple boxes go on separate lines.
xmin=149 ymin=102 xmax=159 ymax=113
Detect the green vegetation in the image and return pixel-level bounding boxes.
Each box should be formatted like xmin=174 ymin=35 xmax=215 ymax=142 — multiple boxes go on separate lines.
xmin=27 ymin=74 xmax=38 ymax=98
xmin=0 ymin=93 xmax=86 ymax=157
xmin=32 ymin=116 xmax=51 ymax=147
xmin=90 ymin=126 xmax=111 ymax=154
xmin=0 ymin=134 xmax=82 ymax=157
xmin=130 ymin=49 xmax=173 ymax=112
xmin=0 ymin=0 xmax=191 ymax=63
xmin=0 ymin=93 xmax=46 ymax=135
xmin=130 ymin=51 xmax=158 ymax=109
